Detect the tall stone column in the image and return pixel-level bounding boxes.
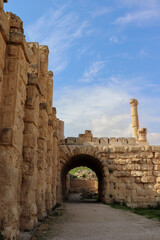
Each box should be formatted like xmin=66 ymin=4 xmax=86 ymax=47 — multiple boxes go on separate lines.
xmin=129 ymin=99 xmax=139 ymax=140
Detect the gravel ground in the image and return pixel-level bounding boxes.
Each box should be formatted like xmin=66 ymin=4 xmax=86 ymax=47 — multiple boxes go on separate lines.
xmin=32 ymin=201 xmax=160 ymax=240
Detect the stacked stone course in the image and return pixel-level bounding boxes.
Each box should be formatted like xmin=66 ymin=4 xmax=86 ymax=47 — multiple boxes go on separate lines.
xmin=0 ymin=2 xmax=64 ymax=239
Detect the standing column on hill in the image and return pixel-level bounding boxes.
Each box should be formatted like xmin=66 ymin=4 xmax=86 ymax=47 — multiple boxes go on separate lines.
xmin=129 ymin=98 xmax=139 ymax=140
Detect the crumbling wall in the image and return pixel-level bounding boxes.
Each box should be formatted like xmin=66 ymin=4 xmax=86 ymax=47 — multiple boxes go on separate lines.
xmin=0 ymin=2 xmax=63 ymax=239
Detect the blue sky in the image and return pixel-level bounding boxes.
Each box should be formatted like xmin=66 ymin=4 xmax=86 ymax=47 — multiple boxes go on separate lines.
xmin=4 ymin=0 xmax=160 ymax=144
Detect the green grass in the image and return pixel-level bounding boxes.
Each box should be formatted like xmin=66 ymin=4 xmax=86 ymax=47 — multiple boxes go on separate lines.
xmin=69 ymin=166 xmax=92 ymax=175
xmin=109 ymin=203 xmax=160 ymax=222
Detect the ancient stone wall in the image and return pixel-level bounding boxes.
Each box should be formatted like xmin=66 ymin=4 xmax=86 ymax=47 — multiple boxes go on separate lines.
xmin=69 ymin=179 xmax=98 ymax=194
xmin=58 ymin=143 xmax=160 ymax=208
xmin=0 ymin=3 xmax=63 ymax=239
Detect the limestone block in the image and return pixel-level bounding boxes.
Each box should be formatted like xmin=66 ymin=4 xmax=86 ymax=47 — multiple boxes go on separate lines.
xmin=23 ymin=148 xmax=35 ymax=162
xmin=23 ymin=123 xmax=39 ymax=137
xmin=154 ymin=184 xmax=160 ymax=191
xmin=66 ymin=137 xmax=76 ymax=144
xmin=4 ymin=58 xmax=19 ymax=75
xmin=25 ymin=85 xmax=39 ymax=108
xmin=129 ymin=146 xmax=142 ymax=153
xmin=131 ymin=171 xmax=144 ymax=177
xmin=118 ymin=138 xmax=128 ymax=144
xmin=141 ymin=164 xmax=153 ymax=171
xmin=39 ymin=125 xmax=48 ymax=138
xmin=152 ymin=146 xmax=160 ymax=152
xmin=99 ymin=138 xmax=109 ymax=144
xmin=127 ymin=138 xmax=136 ymax=144
xmin=134 ymin=164 xmax=141 ymax=170
xmin=92 ymin=137 xmax=99 ymax=144
xmin=23 ymin=134 xmax=36 ymax=148
xmin=6 ymin=12 xmax=23 ymax=32
xmin=152 ymin=159 xmax=160 ymax=165
xmin=155 ymin=152 xmax=160 ymax=159
xmin=118 ymin=159 xmax=126 ymax=165
xmin=153 ymin=171 xmax=160 ymax=177
xmin=156 ymin=177 xmax=160 ymax=183
xmin=37 ymin=138 xmax=45 ymax=150
xmin=154 ymin=165 xmax=160 ymax=171
xmin=0 ymin=0 xmax=4 ymax=9
xmin=23 ymin=161 xmax=34 ymax=176
xmin=24 ymin=108 xmax=39 ymax=126
xmin=141 ymin=176 xmax=155 ymax=183
xmin=109 ymin=138 xmax=117 ymax=144
xmin=0 ymin=32 xmax=6 ymax=57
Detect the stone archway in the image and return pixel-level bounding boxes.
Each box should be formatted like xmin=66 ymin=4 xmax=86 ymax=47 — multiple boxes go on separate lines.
xmin=57 ymin=145 xmax=108 ymax=203
xmin=61 ymin=154 xmax=105 ymax=201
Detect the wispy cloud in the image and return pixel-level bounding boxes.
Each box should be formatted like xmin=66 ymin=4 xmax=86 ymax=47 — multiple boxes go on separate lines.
xmin=25 ymin=4 xmax=89 ymax=74
xmin=114 ymin=9 xmax=160 ymax=26
xmin=113 ymin=0 xmax=160 ymax=26
xmin=92 ymin=7 xmax=111 ymax=18
xmin=79 ymin=61 xmax=105 ymax=83
xmin=109 ymin=35 xmax=126 ymax=44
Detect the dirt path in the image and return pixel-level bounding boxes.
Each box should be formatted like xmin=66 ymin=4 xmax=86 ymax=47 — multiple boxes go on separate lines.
xmin=32 ymin=202 xmax=160 ymax=240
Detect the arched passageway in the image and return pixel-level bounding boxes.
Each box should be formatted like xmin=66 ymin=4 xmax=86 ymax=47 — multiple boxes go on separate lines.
xmin=61 ymin=154 xmax=106 ymax=202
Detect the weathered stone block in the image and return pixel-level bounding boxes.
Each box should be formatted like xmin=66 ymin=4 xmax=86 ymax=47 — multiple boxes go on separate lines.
xmin=109 ymin=138 xmax=117 ymax=144
xmin=23 ymin=134 xmax=36 ymax=148
xmin=131 ymin=171 xmax=144 ymax=177
xmin=118 ymin=138 xmax=128 ymax=144
xmin=66 ymin=137 xmax=76 ymax=144
xmin=100 ymin=138 xmax=109 ymax=144
xmin=127 ymin=137 xmax=136 ymax=144
xmin=141 ymin=176 xmax=155 ymax=183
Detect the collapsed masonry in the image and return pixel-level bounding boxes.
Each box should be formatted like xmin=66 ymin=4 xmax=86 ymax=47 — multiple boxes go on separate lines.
xmin=0 ymin=1 xmax=160 ymax=240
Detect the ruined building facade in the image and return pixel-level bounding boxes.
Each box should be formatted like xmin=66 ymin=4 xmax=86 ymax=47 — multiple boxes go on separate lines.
xmin=0 ymin=1 xmax=160 ymax=239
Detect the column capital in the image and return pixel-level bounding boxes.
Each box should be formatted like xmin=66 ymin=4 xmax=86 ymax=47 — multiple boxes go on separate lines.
xmin=130 ymin=98 xmax=138 ymax=106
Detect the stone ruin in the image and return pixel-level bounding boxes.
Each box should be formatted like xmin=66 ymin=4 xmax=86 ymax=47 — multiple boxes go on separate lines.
xmin=0 ymin=1 xmax=160 ymax=239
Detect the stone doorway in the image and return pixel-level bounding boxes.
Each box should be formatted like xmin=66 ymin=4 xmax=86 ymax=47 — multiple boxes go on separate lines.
xmin=60 ymin=154 xmax=106 ymax=202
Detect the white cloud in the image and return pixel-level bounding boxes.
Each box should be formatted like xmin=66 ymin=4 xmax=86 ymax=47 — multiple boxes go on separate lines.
xmin=25 ymin=4 xmax=89 ymax=74
xmin=148 ymin=133 xmax=160 ymax=145
xmin=92 ymin=114 xmax=132 ymax=137
xmin=54 ymin=83 xmax=131 ymax=137
xmin=79 ymin=61 xmax=105 ymax=83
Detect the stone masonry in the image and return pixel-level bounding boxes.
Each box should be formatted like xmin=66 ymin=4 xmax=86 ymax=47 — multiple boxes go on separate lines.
xmin=0 ymin=2 xmax=160 ymax=240
xmin=0 ymin=2 xmax=64 ymax=239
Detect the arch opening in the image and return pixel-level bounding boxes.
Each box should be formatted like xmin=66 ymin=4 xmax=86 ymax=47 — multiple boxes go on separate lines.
xmin=61 ymin=154 xmax=106 ymax=202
